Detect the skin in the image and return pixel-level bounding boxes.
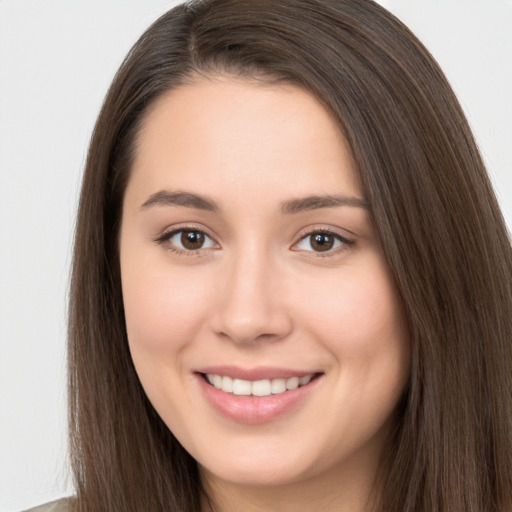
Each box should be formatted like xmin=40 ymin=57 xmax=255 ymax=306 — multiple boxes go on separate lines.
xmin=120 ymin=77 xmax=410 ymax=512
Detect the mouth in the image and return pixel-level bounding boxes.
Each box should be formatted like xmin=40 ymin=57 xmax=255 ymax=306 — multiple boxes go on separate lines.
xmin=195 ymin=367 xmax=323 ymax=424
xmin=201 ymin=372 xmax=321 ymax=397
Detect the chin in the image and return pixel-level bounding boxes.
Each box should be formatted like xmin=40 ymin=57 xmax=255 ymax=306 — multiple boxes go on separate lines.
xmin=200 ymin=459 xmax=312 ymax=488
xmin=194 ymin=439 xmax=325 ymax=488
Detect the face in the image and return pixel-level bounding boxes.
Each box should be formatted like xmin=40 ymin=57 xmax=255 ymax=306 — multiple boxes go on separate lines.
xmin=120 ymin=78 xmax=410 ymax=492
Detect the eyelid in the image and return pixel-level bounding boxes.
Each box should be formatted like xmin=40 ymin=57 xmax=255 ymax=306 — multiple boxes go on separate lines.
xmin=154 ymin=223 xmax=220 ymax=253
xmin=153 ymin=223 xmax=354 ymax=257
xmin=291 ymin=226 xmax=355 ymax=256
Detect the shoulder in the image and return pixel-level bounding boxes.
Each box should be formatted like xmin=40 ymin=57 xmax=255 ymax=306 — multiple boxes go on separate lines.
xmin=22 ymin=498 xmax=74 ymax=512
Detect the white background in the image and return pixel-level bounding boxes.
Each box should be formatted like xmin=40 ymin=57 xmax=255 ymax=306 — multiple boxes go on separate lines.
xmin=0 ymin=1 xmax=510 ymax=510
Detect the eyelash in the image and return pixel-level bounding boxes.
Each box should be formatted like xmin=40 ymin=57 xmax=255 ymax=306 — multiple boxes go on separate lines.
xmin=154 ymin=227 xmax=354 ymax=257
xmin=154 ymin=227 xmax=218 ymax=257
xmin=294 ymin=229 xmax=355 ymax=257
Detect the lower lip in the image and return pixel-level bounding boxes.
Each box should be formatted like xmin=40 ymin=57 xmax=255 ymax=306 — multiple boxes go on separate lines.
xmin=196 ymin=374 xmax=321 ymax=424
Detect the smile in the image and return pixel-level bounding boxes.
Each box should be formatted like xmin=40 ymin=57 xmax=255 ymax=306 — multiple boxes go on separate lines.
xmin=205 ymin=373 xmax=314 ymax=397
xmin=195 ymin=366 xmax=324 ymax=423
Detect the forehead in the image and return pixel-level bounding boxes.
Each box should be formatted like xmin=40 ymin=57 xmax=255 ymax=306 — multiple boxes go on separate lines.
xmin=127 ymin=78 xmax=361 ymax=204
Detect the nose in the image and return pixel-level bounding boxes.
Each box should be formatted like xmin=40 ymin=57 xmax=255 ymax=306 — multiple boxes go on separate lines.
xmin=210 ymin=247 xmax=293 ymax=345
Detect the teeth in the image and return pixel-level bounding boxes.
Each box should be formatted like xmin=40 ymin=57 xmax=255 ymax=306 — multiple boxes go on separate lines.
xmin=270 ymin=378 xmax=286 ymax=394
xmin=221 ymin=376 xmax=233 ymax=393
xmin=299 ymin=375 xmax=312 ymax=386
xmin=205 ymin=373 xmax=315 ymax=397
xmin=213 ymin=374 xmax=222 ymax=389
xmin=232 ymin=379 xmax=251 ymax=396
xmin=286 ymin=376 xmax=299 ymax=390
xmin=252 ymin=379 xmax=271 ymax=397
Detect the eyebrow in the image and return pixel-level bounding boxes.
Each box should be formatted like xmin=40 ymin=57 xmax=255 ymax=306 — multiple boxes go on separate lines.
xmin=140 ymin=190 xmax=369 ymax=213
xmin=140 ymin=190 xmax=219 ymax=212
xmin=280 ymin=195 xmax=369 ymax=214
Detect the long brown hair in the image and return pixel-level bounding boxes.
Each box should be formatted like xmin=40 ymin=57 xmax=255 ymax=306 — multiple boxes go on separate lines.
xmin=68 ymin=1 xmax=512 ymax=510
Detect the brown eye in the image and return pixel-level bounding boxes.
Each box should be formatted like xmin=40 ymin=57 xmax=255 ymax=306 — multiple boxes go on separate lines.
xmin=310 ymin=233 xmax=335 ymax=252
xmin=295 ymin=230 xmax=351 ymax=254
xmin=159 ymin=228 xmax=217 ymax=252
xmin=181 ymin=230 xmax=205 ymax=250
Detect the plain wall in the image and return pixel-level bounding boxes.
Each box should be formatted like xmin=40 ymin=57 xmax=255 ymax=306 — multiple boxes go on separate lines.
xmin=0 ymin=1 xmax=510 ymax=510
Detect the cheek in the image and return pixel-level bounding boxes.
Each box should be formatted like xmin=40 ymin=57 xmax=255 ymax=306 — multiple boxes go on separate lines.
xmin=300 ymin=267 xmax=405 ymax=346
xmin=121 ymin=255 xmax=213 ymax=356
xmin=297 ymin=261 xmax=410 ymax=441
xmin=296 ymin=257 xmax=410 ymax=399
xmin=120 ymin=256 xmax=217 ymax=416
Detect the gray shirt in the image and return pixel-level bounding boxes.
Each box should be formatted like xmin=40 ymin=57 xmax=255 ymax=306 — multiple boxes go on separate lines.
xmin=22 ymin=498 xmax=72 ymax=512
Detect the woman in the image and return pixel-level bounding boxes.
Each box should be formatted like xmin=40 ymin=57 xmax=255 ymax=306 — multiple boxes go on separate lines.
xmin=29 ymin=0 xmax=512 ymax=511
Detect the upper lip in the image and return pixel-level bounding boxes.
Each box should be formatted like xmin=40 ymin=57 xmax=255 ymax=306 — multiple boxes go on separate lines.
xmin=195 ymin=365 xmax=321 ymax=381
